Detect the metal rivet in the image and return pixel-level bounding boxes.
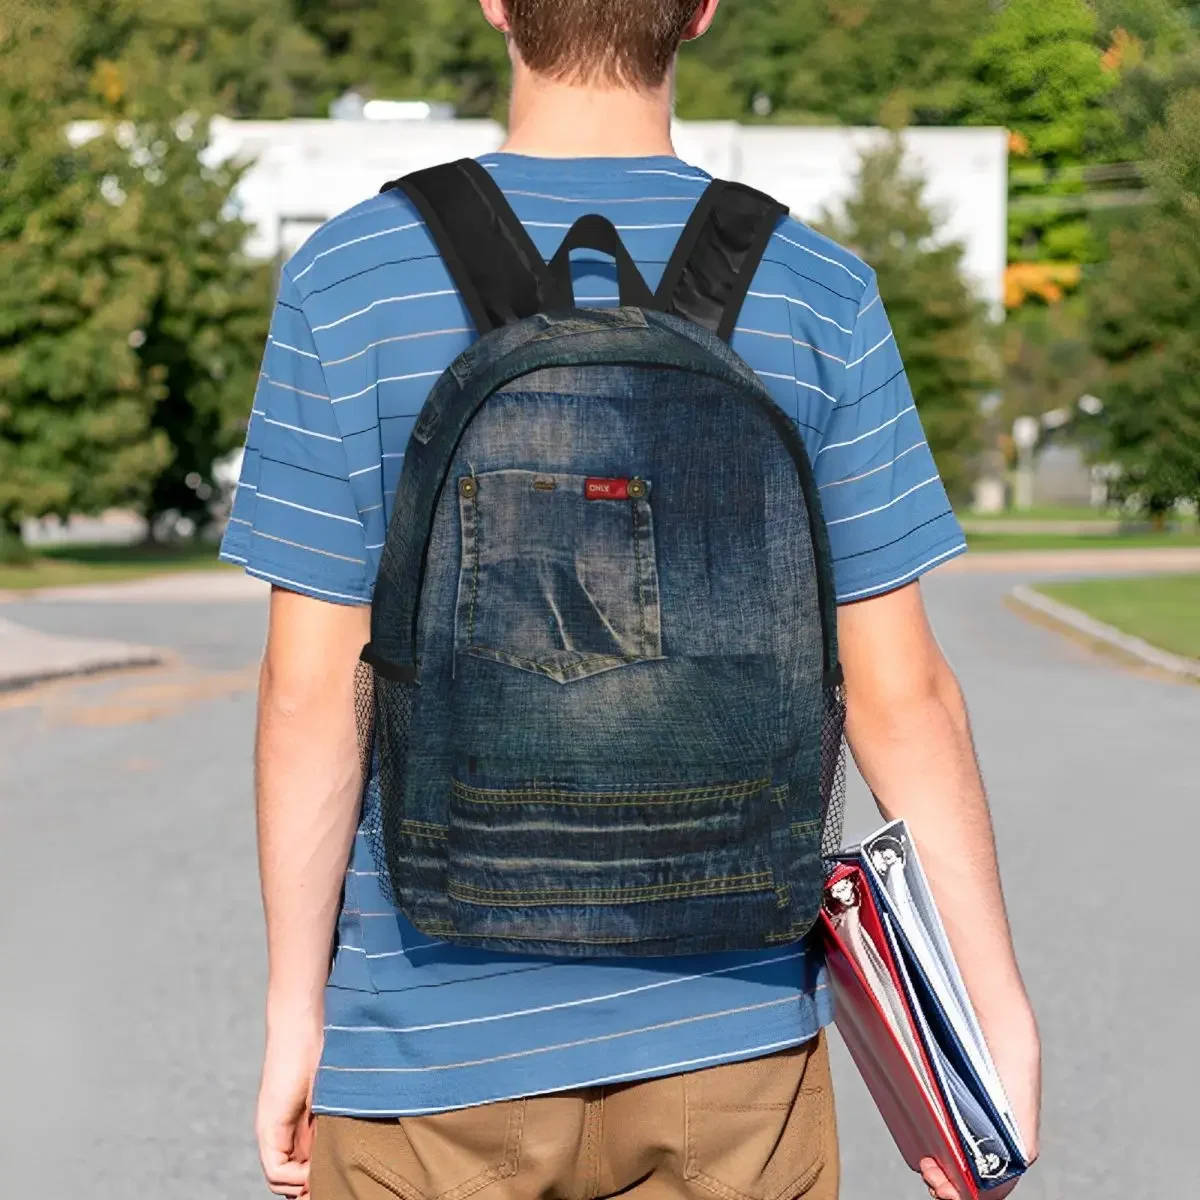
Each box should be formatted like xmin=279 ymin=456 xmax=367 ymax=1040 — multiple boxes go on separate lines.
xmin=459 ymin=477 xmax=477 ymax=498
xmin=628 ymin=478 xmax=647 ymax=499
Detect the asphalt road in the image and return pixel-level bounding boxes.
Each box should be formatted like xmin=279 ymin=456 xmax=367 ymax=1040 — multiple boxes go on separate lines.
xmin=1 ymin=571 xmax=1197 ymax=1199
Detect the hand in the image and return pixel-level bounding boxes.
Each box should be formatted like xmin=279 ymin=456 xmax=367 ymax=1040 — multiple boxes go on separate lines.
xmin=256 ymin=1013 xmax=324 ymax=1198
xmin=918 ymin=1008 xmax=1041 ymax=1199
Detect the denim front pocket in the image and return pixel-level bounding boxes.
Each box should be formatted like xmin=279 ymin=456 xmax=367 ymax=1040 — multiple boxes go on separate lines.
xmin=454 ymin=468 xmax=663 ymax=683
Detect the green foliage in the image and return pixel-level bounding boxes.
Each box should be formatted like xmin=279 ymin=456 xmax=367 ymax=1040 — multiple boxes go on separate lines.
xmin=958 ymin=0 xmax=1121 ymax=264
xmin=72 ymin=0 xmax=328 ymax=118
xmin=124 ymin=114 xmax=273 ymax=528
xmin=0 ymin=3 xmax=272 ymax=535
xmin=296 ymin=0 xmax=510 ymax=117
xmin=1100 ymin=0 xmax=1200 ymax=151
xmin=818 ymin=140 xmax=991 ymax=502
xmin=1000 ymin=299 xmax=1106 ymax=429
xmin=1089 ymin=90 xmax=1200 ymax=515
xmin=683 ymin=0 xmax=990 ymax=126
xmin=0 ymin=3 xmax=168 ymax=536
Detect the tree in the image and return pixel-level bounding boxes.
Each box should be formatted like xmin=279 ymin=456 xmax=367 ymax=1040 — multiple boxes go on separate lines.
xmin=87 ymin=38 xmax=275 ymax=532
xmin=999 ymin=299 xmax=1106 ymax=436
xmin=1098 ymin=0 xmax=1200 ymax=151
xmin=958 ymin=0 xmax=1122 ymax=265
xmin=74 ymin=0 xmax=328 ymax=118
xmin=0 ymin=2 xmax=272 ymax=551
xmin=120 ymin=109 xmax=273 ymax=532
xmin=297 ymin=0 xmax=510 ymax=118
xmin=1089 ymin=90 xmax=1200 ymax=517
xmin=818 ymin=139 xmax=991 ymax=502
xmin=0 ymin=3 xmax=169 ymax=553
xmin=296 ymin=0 xmax=990 ymax=125
xmin=685 ymin=0 xmax=989 ymax=126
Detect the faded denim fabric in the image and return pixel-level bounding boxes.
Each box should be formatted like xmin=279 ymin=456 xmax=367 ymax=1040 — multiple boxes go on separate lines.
xmin=366 ymin=309 xmax=841 ymax=958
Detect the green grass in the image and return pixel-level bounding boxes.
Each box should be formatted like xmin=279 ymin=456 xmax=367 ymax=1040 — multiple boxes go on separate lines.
xmin=1037 ymin=575 xmax=1200 ymax=660
xmin=967 ymin=530 xmax=1200 ymax=552
xmin=0 ymin=540 xmax=232 ymax=592
xmin=963 ymin=506 xmax=1120 ymax=523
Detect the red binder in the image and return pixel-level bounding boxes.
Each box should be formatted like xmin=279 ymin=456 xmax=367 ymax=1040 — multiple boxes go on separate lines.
xmin=820 ymin=862 xmax=978 ymax=1198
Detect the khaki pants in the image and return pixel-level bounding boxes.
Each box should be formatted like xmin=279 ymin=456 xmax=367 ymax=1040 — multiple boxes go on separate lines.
xmin=311 ymin=1033 xmax=838 ymax=1200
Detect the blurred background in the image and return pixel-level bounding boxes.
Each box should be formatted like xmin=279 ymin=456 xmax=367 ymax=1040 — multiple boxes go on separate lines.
xmin=1 ymin=2 xmax=1197 ymax=1198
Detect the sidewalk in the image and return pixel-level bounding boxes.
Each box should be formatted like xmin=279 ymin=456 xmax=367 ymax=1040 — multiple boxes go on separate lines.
xmin=0 ymin=616 xmax=163 ymax=692
xmin=0 ymin=570 xmax=268 ymax=605
xmin=943 ymin=546 xmax=1200 ymax=575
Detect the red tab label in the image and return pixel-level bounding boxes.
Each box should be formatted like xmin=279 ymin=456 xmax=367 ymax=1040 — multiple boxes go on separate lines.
xmin=585 ymin=477 xmax=630 ymax=501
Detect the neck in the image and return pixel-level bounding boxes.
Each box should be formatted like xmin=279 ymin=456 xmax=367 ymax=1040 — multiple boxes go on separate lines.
xmin=500 ymin=62 xmax=677 ymax=159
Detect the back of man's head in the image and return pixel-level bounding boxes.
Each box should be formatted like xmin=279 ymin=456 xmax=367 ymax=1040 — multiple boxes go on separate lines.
xmin=506 ymin=0 xmax=703 ymax=90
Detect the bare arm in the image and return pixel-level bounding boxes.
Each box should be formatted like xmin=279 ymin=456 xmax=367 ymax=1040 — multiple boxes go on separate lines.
xmin=255 ymin=587 xmax=369 ymax=1197
xmin=839 ymin=581 xmax=1040 ymax=1194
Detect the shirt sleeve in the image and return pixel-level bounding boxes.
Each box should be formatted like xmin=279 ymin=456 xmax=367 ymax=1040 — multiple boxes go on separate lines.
xmin=810 ymin=272 xmax=967 ymax=603
xmin=219 ymin=269 xmax=372 ymax=605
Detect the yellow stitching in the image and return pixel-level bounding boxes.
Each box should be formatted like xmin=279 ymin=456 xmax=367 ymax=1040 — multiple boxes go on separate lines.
xmin=464 ymin=485 xmax=480 ymax=644
xmin=442 ymin=929 xmax=667 ymax=945
xmin=398 ymin=820 xmax=448 ymax=841
xmin=449 ymin=872 xmax=775 ymax=906
xmin=790 ymin=819 xmax=823 ymax=835
xmin=452 ymin=778 xmax=770 ymax=806
xmin=463 ymin=645 xmax=645 ymax=674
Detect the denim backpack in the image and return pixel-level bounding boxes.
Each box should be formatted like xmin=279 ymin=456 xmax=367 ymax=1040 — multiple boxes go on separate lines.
xmin=357 ymin=160 xmax=846 ymax=957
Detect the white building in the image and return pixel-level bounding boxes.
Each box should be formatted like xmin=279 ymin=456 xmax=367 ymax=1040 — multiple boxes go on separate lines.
xmin=208 ymin=118 xmax=1009 ymax=308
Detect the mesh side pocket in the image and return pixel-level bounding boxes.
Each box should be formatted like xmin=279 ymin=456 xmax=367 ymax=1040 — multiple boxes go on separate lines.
xmin=819 ymin=680 xmax=848 ymax=862
xmin=355 ymin=662 xmax=416 ymax=908
xmin=354 ymin=659 xmax=376 ymax=786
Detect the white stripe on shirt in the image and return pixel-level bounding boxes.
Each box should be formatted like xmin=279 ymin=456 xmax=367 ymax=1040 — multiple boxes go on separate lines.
xmin=325 ymin=950 xmax=807 ymax=1034
xmin=825 ymin=475 xmax=941 ymax=526
xmin=747 ymin=291 xmax=854 ymax=336
xmin=817 ymin=404 xmax=916 ymax=455
xmin=253 ymin=530 xmax=366 ymax=565
xmin=820 ymin=442 xmax=926 ymax=490
xmin=320 ymin=995 xmax=801 ymax=1073
xmin=755 ymin=371 xmax=838 ymax=403
xmin=836 ymin=543 xmax=966 ymax=601
xmin=258 ymin=494 xmax=364 ymax=525
xmin=312 ymin=1037 xmax=809 ymax=1117
xmin=773 ymin=233 xmax=867 ymax=285
xmin=261 ymin=417 xmax=341 ymax=443
xmin=735 ymin=327 xmax=848 ymax=365
xmin=270 ymin=338 xmax=320 ymax=361
xmin=261 ymin=374 xmax=327 ymax=402
xmin=846 ymin=331 xmax=896 ymax=370
xmin=242 ymin=564 xmax=368 ymax=603
xmin=332 ymin=371 xmax=443 ymax=405
xmin=324 ymin=328 xmax=470 ymax=368
xmin=293 ymin=222 xmax=421 ymax=281
xmin=311 ymin=290 xmax=457 ymax=333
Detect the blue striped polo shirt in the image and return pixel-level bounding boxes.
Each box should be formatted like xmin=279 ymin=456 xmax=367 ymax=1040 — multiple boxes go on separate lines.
xmin=221 ymin=153 xmax=966 ymax=1117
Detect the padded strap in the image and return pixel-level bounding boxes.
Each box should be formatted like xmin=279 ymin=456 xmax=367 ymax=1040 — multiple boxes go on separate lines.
xmin=655 ymin=181 xmax=789 ymax=341
xmin=546 ymin=215 xmax=656 ymax=310
xmin=382 ymin=159 xmax=552 ymax=334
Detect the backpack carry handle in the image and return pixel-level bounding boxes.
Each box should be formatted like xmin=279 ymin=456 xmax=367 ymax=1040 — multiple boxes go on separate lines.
xmin=546 ymin=215 xmax=656 ymax=311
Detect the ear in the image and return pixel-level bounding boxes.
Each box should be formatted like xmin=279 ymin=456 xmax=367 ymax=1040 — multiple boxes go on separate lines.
xmin=478 ymin=0 xmax=511 ymax=34
xmin=682 ymin=0 xmax=721 ymax=42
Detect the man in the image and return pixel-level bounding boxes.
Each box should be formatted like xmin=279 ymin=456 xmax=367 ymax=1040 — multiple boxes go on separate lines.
xmin=222 ymin=3 xmax=1040 ymax=1197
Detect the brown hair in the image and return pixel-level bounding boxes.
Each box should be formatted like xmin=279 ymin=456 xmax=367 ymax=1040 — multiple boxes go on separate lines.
xmin=506 ymin=0 xmax=701 ymax=89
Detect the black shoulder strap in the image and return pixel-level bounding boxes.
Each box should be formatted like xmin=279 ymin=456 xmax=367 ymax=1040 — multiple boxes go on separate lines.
xmin=655 ymin=180 xmax=788 ymax=342
xmin=382 ymin=159 xmax=552 ymax=335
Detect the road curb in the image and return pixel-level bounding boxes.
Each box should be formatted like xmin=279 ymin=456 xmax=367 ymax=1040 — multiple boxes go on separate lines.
xmin=946 ymin=546 xmax=1200 ymax=574
xmin=0 ymin=569 xmax=267 ymax=605
xmin=1009 ymin=585 xmax=1200 ymax=682
xmin=0 ymin=617 xmax=165 ymax=693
